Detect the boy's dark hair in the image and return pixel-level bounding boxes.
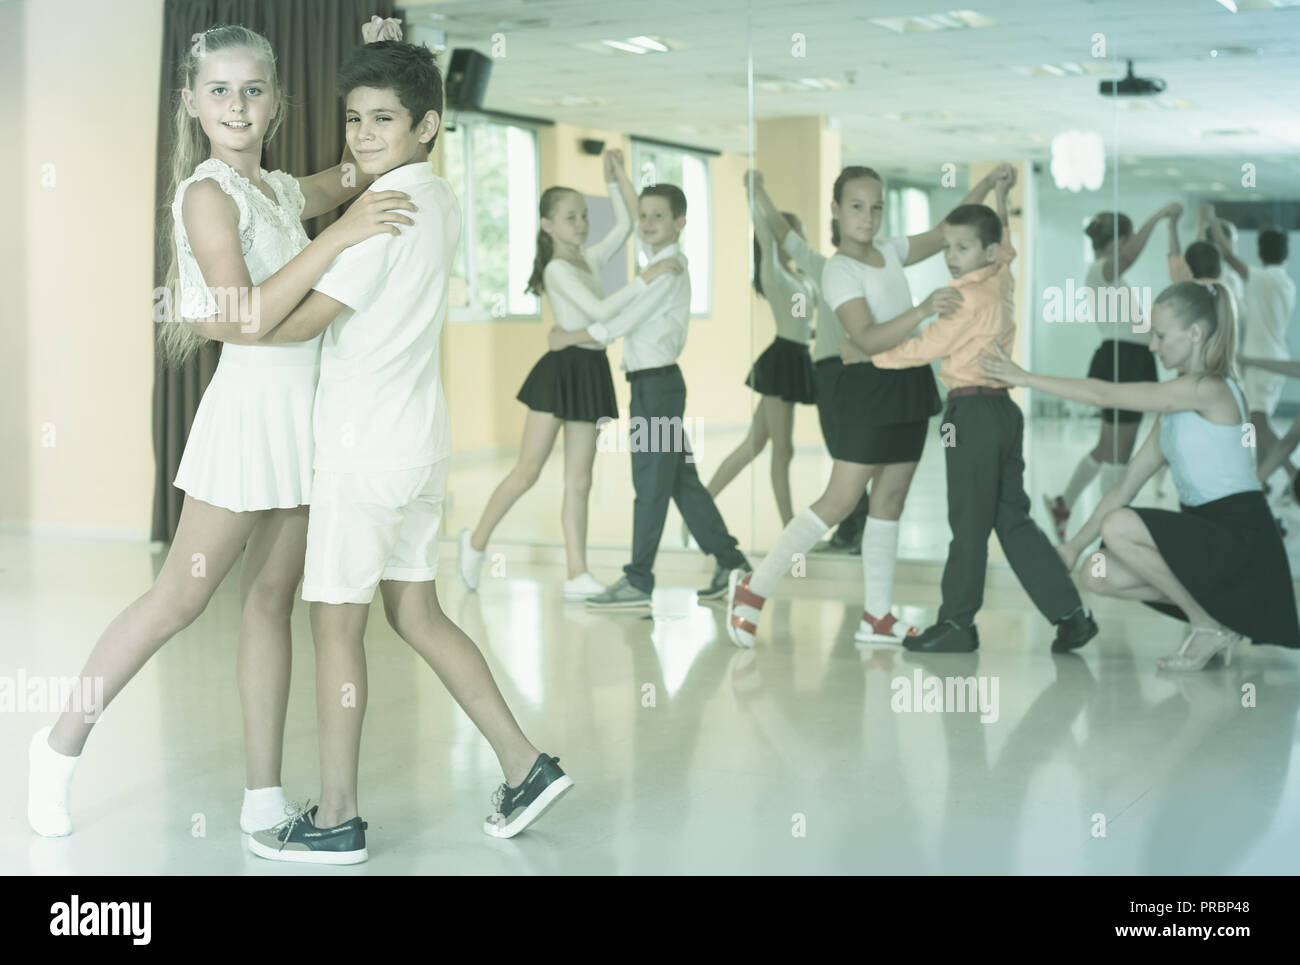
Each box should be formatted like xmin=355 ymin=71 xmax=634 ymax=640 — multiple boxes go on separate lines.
xmin=336 ymin=40 xmax=443 ymax=152
xmin=641 ymin=183 xmax=687 ymax=219
xmin=1259 ymin=227 xmax=1288 ymax=265
xmin=1184 ymin=240 xmax=1222 ymax=280
xmin=946 ymin=204 xmax=1002 ymax=248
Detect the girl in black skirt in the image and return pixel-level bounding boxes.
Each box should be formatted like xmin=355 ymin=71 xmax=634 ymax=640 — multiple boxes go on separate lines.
xmin=1044 ymin=204 xmax=1182 ymax=541
xmin=700 ymin=169 xmax=817 ymax=528
xmin=457 ymin=149 xmax=682 ymax=601
xmin=982 ymin=281 xmax=1300 ymax=670
xmin=727 ymin=164 xmax=1011 ymax=648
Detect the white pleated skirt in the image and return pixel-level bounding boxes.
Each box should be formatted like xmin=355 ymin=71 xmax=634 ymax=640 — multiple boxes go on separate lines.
xmin=173 ymin=338 xmax=322 ymax=513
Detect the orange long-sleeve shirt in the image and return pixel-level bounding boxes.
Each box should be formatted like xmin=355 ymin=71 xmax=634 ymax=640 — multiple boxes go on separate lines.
xmin=872 ymin=235 xmax=1017 ymax=389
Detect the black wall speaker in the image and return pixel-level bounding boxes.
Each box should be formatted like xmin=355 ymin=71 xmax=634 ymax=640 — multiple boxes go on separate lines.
xmin=581 ymin=139 xmax=605 ymax=156
xmin=446 ymin=49 xmax=492 ymax=111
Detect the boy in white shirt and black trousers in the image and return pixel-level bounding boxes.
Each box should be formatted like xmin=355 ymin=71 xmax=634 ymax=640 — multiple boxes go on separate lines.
xmin=549 ymin=184 xmax=752 ymax=607
xmin=247 ymin=39 xmax=570 ymax=864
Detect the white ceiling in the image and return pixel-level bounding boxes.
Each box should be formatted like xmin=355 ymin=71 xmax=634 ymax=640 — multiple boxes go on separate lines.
xmin=398 ymin=0 xmax=1300 ymax=197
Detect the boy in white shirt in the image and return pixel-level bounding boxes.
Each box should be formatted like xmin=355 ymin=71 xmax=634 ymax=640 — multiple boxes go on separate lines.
xmin=548 ymin=184 xmax=752 ymax=607
xmin=248 ymin=40 xmax=569 ymax=864
xmin=1213 ymin=221 xmax=1297 ymax=488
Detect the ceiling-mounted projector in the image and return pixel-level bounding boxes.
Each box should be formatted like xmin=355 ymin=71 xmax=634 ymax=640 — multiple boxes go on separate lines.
xmin=1100 ymin=60 xmax=1166 ymax=96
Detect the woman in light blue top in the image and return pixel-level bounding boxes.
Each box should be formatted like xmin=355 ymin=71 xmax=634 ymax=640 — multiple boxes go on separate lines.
xmin=983 ymin=281 xmax=1299 ymax=670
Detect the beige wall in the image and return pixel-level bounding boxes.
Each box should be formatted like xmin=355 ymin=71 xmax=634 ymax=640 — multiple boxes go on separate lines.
xmin=5 ymin=0 xmax=163 ymax=537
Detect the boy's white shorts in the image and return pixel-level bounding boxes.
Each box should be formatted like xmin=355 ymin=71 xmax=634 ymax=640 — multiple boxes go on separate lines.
xmin=302 ymin=459 xmax=449 ymax=605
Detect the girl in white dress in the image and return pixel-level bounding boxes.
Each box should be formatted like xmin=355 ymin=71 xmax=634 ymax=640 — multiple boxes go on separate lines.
xmin=28 ymin=24 xmax=414 ymax=838
xmin=457 ymin=149 xmax=682 ymax=600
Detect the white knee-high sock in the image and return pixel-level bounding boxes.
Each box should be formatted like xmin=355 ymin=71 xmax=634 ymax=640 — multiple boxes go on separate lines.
xmin=1062 ymin=453 xmax=1101 ymax=509
xmin=750 ymin=508 xmax=829 ymax=599
xmin=862 ymin=517 xmax=901 ymax=617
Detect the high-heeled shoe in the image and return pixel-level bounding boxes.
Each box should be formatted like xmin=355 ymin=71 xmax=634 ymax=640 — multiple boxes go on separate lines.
xmin=1157 ymin=626 xmax=1241 ymax=672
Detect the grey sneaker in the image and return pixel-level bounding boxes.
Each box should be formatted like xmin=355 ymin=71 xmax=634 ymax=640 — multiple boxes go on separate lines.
xmin=585 ymin=576 xmax=651 ymax=609
xmin=698 ymin=563 xmax=751 ymax=601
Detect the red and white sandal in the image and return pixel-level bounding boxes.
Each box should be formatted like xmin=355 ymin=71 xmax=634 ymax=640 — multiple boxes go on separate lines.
xmin=726 ymin=569 xmax=765 ymax=649
xmin=853 ymin=609 xmax=919 ymax=645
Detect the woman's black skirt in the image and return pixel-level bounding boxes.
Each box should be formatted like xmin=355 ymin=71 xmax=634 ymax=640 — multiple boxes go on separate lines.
xmin=516 ymin=346 xmax=618 ymax=423
xmin=1131 ymin=490 xmax=1300 ymax=647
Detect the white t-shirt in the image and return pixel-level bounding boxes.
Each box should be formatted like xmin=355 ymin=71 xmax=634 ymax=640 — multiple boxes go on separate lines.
xmin=1083 ymin=259 xmax=1147 ymax=344
xmin=311 ymin=162 xmax=461 ymax=472
xmin=820 ymin=237 xmax=914 ymax=327
xmin=1244 ymin=264 xmax=1296 ymax=361
xmin=780 ymin=231 xmax=839 ymax=362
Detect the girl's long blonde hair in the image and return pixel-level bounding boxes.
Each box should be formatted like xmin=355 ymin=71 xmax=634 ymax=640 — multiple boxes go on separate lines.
xmin=157 ymin=25 xmax=285 ymax=366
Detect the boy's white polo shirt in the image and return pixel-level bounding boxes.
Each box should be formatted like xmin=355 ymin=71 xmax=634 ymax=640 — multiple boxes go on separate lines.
xmin=311 ymin=161 xmax=461 ymax=472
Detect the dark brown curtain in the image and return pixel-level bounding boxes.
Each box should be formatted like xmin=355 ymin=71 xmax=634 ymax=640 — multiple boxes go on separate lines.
xmin=151 ymin=0 xmax=393 ymax=540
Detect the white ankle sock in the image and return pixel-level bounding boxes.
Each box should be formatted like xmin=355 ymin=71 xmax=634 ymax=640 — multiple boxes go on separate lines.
xmin=750 ymin=508 xmax=829 ymax=599
xmin=241 ymin=785 xmax=289 ymax=833
xmin=28 ymin=726 xmax=78 ymax=837
xmin=1062 ymin=453 xmax=1101 ymax=509
xmin=862 ymin=517 xmax=901 ymax=618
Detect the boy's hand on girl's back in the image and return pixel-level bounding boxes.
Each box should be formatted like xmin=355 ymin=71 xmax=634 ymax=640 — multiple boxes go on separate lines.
xmin=326 ymin=189 xmax=416 ymax=247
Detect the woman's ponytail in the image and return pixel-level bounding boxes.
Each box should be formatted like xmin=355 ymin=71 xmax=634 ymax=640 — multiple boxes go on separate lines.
xmin=1153 ymin=280 xmax=1239 ymax=382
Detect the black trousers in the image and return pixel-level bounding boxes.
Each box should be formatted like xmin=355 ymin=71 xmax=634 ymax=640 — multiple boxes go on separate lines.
xmin=814 ymin=357 xmax=869 ymax=541
xmin=624 ymin=366 xmax=747 ymax=593
xmin=938 ymin=393 xmax=1082 ymax=627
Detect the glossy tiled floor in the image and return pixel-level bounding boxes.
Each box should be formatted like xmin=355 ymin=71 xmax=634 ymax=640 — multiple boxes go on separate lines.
xmin=4 ymin=415 xmax=1300 ymax=874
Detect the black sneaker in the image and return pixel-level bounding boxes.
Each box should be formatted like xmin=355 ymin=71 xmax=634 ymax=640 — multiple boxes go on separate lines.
xmin=1052 ymin=606 xmax=1098 ymax=653
xmin=904 ymin=621 xmax=979 ymax=652
xmin=247 ymin=804 xmax=368 ymax=865
xmin=483 ymin=754 xmax=574 ymax=839
xmin=698 ymin=562 xmax=750 ymax=601
xmin=829 ymin=528 xmax=861 ymax=553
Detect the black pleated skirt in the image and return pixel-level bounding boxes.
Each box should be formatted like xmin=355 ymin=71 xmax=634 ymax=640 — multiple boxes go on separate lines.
xmin=1131 ymin=491 xmax=1300 ymax=647
xmin=823 ymin=361 xmax=940 ymax=465
xmin=1086 ymin=340 xmax=1157 ymax=424
xmin=516 ymin=346 xmax=618 ymax=423
xmin=745 ymin=336 xmax=817 ymax=404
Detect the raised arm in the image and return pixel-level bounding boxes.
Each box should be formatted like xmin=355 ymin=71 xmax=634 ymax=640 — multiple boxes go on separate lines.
xmin=582 ymin=149 xmax=637 ymax=270
xmin=1102 ymin=203 xmax=1177 ymax=282
xmin=1205 ymin=212 xmax=1251 ymax=282
xmin=745 ymin=170 xmax=797 ymax=248
xmin=1062 ymin=424 xmax=1167 ymax=560
xmin=903 ymin=163 xmax=1009 ymax=266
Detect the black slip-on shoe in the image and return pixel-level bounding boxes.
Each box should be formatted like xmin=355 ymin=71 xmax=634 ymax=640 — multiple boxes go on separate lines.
xmin=904 ymin=621 xmax=979 ymax=653
xmin=483 ymin=754 xmax=574 ymax=839
xmin=1052 ymin=606 xmax=1099 ymax=653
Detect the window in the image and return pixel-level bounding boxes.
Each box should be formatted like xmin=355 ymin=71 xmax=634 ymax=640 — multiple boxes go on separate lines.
xmin=442 ymin=117 xmax=540 ymax=321
xmin=630 ymin=140 xmax=712 ymax=315
xmin=885 ymin=184 xmax=931 ymax=238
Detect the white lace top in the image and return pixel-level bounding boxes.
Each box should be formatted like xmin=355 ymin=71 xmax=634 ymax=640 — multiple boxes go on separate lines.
xmin=171 ymin=157 xmax=312 ymax=327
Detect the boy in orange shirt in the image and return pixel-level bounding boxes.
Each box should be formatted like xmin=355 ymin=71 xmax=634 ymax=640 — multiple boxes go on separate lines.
xmin=857 ymin=170 xmax=1098 ymax=652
